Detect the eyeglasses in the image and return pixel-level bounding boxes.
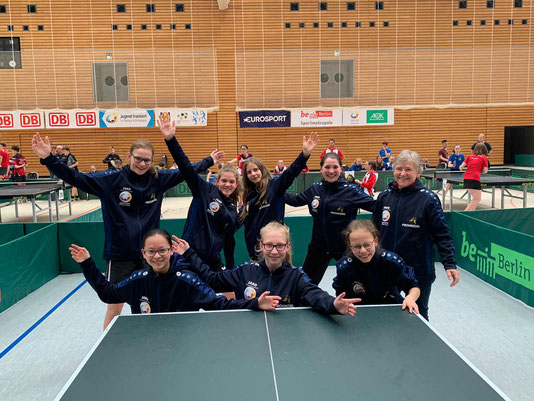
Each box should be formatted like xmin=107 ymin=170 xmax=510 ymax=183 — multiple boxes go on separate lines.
xmin=144 ymin=248 xmax=171 ymax=257
xmin=350 ymin=243 xmax=374 ymax=252
xmin=262 ymin=243 xmax=287 ymax=251
xmin=132 ymin=155 xmax=153 ymax=164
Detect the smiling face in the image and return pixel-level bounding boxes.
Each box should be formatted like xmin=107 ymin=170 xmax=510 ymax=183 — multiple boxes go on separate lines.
xmin=349 ymin=228 xmax=378 ymax=263
xmin=260 ymin=229 xmax=290 ymax=271
xmin=394 ymin=161 xmax=419 ymax=189
xmin=216 ymin=171 xmax=238 ymax=197
xmin=127 ymin=147 xmax=153 ymax=175
xmin=142 ymin=234 xmax=172 ymax=274
xmin=246 ymin=162 xmax=263 ymax=184
xmin=320 ymin=156 xmax=342 ymax=183
xmin=241 ymin=145 xmax=249 ymax=156
xmin=454 ymin=145 xmax=461 ymax=154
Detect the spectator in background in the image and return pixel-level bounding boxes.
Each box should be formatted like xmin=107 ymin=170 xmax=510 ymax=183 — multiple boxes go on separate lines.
xmin=170 ymin=162 xmax=178 ymax=170
xmin=320 ymin=139 xmax=344 ymax=160
xmin=0 ymin=141 xmax=10 ymax=179
xmin=157 ymin=162 xmax=165 ymax=171
xmin=422 ymin=158 xmax=431 ymax=170
xmin=438 ymin=140 xmax=449 ymax=168
xmin=49 ymin=145 xmax=66 ymax=179
xmin=63 ymin=147 xmax=80 ymax=200
xmin=348 ymin=158 xmax=363 ymax=172
xmin=354 ymin=160 xmax=378 ymax=197
xmin=89 ymin=165 xmax=97 ymax=173
xmin=274 ymin=160 xmax=287 ymax=174
xmin=471 ymin=133 xmax=492 ymax=168
xmin=229 ymin=144 xmax=253 ymax=175
xmin=448 ymin=144 xmax=465 ymax=171
xmin=386 ymin=156 xmax=395 ymax=171
xmin=10 ymin=145 xmax=27 ymax=185
xmin=379 ymin=141 xmax=392 ymax=166
xmin=376 ymin=155 xmax=387 ymax=171
xmin=103 ymin=146 xmax=122 ymax=170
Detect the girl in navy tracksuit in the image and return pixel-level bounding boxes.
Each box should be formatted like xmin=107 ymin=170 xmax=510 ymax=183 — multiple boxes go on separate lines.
xmin=159 ymin=118 xmax=241 ymax=272
xmin=70 ymin=228 xmax=279 ymax=313
xmin=284 ymin=153 xmax=376 ymax=285
xmin=172 ymin=221 xmax=360 ymax=316
xmin=240 ymin=132 xmax=318 ymax=260
xmin=333 ymin=220 xmax=420 ymax=313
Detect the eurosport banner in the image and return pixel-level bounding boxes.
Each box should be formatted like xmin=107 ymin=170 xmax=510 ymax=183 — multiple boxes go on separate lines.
xmin=99 ymin=109 xmax=154 ymax=128
xmin=154 ymin=108 xmax=208 ymax=127
xmin=44 ymin=110 xmax=99 ymax=129
xmin=0 ymin=111 xmax=45 ymax=129
xmin=290 ymin=109 xmax=342 ymax=127
xmin=342 ymin=108 xmax=395 ymax=126
xmin=239 ymin=110 xmax=291 ymax=128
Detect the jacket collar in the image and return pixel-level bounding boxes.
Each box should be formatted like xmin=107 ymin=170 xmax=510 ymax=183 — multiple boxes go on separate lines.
xmin=259 ymin=260 xmax=292 ymax=275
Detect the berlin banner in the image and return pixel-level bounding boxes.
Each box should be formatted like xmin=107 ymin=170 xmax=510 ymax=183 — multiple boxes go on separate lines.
xmin=290 ymin=109 xmax=342 ymax=127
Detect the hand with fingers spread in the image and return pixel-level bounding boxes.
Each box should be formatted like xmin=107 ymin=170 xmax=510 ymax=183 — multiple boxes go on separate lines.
xmin=303 ymin=132 xmax=319 ymax=157
xmin=210 ymin=149 xmax=225 ymax=165
xmin=171 ymin=235 xmax=190 ymax=255
xmin=158 ymin=116 xmax=176 ymax=140
xmin=333 ymin=292 xmax=361 ymax=316
xmin=32 ymin=132 xmax=52 ymax=159
xmin=69 ymin=244 xmax=91 ymax=263
xmin=257 ymin=291 xmax=281 ymax=311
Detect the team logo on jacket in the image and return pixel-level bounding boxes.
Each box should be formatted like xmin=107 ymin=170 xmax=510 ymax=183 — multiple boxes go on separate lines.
xmin=119 ymin=191 xmax=133 ymax=203
xmin=402 ymin=217 xmax=421 ymax=229
xmin=381 ymin=210 xmax=390 ymax=224
xmin=208 ymin=201 xmax=220 ymax=214
xmin=145 ymin=192 xmax=158 ymax=205
xmin=139 ymin=296 xmax=151 ymax=314
xmin=244 ymin=287 xmax=257 ymax=300
xmin=311 ymin=199 xmax=320 ymax=209
xmin=352 ymin=281 xmax=366 ymax=295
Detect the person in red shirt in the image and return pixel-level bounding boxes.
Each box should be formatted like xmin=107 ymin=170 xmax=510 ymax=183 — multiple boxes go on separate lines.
xmin=229 ymin=144 xmax=253 ymax=174
xmin=0 ymin=141 xmax=10 ymax=179
xmin=273 ymin=160 xmax=287 ymax=174
xmin=437 ymin=140 xmax=449 ymax=167
xmin=319 ymin=139 xmax=344 ymax=160
xmin=354 ymin=160 xmax=378 ymax=197
xmin=459 ymin=143 xmax=489 ymax=211
xmin=10 ymin=145 xmax=27 ymax=184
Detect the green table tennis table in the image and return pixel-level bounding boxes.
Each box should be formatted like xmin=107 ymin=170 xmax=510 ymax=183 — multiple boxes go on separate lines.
xmin=54 ymin=306 xmax=510 ymax=401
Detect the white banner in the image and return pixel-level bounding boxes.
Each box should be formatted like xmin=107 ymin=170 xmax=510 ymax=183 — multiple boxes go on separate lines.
xmin=0 ymin=111 xmax=45 ymax=129
xmin=343 ymin=108 xmax=394 ymax=126
xmin=99 ymin=109 xmax=155 ymax=128
xmin=290 ymin=109 xmax=343 ymax=127
xmin=44 ymin=110 xmax=99 ymax=129
xmin=154 ymin=108 xmax=208 ymax=126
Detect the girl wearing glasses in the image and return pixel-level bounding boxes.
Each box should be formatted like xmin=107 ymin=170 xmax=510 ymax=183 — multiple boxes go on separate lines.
xmin=240 ymin=132 xmax=319 ymax=261
xmin=172 ymin=221 xmax=361 ymax=316
xmin=31 ymin=133 xmax=220 ymax=328
xmin=334 ymin=220 xmax=420 ymax=313
xmin=69 ymin=229 xmax=280 ymax=314
xmin=284 ymin=153 xmax=375 ymax=286
xmin=159 ymin=118 xmax=242 ymax=273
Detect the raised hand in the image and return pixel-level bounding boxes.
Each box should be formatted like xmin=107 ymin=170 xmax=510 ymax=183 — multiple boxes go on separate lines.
xmin=69 ymin=244 xmax=91 ymax=263
xmin=210 ymin=149 xmax=225 ymax=164
xmin=31 ymin=132 xmax=52 ymax=159
xmin=171 ymin=235 xmax=190 ymax=255
xmin=302 ymin=132 xmax=319 ymax=157
xmin=158 ymin=116 xmax=176 ymax=141
xmin=257 ymin=291 xmax=281 ymax=311
xmin=333 ymin=292 xmax=361 ymax=316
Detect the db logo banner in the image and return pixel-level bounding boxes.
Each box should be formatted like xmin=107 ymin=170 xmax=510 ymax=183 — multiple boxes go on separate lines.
xmin=45 ymin=110 xmax=98 ymax=128
xmin=0 ymin=111 xmax=45 ymax=129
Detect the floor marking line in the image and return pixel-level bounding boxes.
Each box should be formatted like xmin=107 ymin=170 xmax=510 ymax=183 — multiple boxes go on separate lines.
xmin=264 ymin=312 xmax=280 ymax=401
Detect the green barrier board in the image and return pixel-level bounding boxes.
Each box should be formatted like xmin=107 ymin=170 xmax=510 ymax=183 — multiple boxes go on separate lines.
xmin=0 ymin=223 xmax=24 ymax=245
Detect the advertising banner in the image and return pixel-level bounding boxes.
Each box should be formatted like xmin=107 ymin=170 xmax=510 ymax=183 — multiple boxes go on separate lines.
xmin=99 ymin=109 xmax=154 ymax=128
xmin=239 ymin=110 xmax=291 ymax=128
xmin=44 ymin=110 xmax=99 ymax=129
xmin=290 ymin=109 xmax=342 ymax=127
xmin=155 ymin=108 xmax=208 ymax=127
xmin=342 ymin=108 xmax=394 ymax=126
xmin=0 ymin=111 xmax=45 ymax=129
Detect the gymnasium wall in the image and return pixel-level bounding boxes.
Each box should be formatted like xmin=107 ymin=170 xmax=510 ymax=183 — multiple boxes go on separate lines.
xmin=1 ymin=0 xmax=534 ymax=175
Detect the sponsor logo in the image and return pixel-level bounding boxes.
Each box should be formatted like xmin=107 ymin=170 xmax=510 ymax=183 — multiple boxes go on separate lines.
xmin=76 ymin=112 xmax=97 ymax=126
xmin=140 ymin=301 xmax=151 ymax=314
xmin=409 ymin=217 xmax=417 ymax=224
xmin=311 ymin=199 xmax=320 ymax=209
xmin=366 ymin=109 xmax=388 ymax=124
xmin=350 ymin=112 xmax=359 ymax=119
xmin=119 ymin=191 xmax=133 ymax=203
xmin=402 ymin=217 xmax=420 ymax=228
xmin=244 ymin=287 xmax=257 ymax=300
xmin=209 ymin=201 xmax=220 ymax=213
xmin=243 ymin=115 xmax=287 ymax=123
xmin=382 ymin=210 xmax=390 ymax=222
xmin=352 ymin=281 xmax=366 ymax=295
xmin=0 ymin=114 xmax=14 ymax=128
xmin=330 ymin=206 xmax=345 ymax=216
xmin=105 ymin=113 xmax=118 ymax=123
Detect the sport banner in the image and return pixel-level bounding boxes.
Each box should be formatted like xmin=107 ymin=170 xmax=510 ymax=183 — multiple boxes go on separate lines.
xmin=99 ymin=109 xmax=154 ymax=128
xmin=44 ymin=110 xmax=99 ymax=129
xmin=0 ymin=111 xmax=45 ymax=129
xmin=155 ymin=108 xmax=208 ymax=127
xmin=239 ymin=110 xmax=291 ymax=128
xmin=290 ymin=109 xmax=343 ymax=127
xmin=342 ymin=108 xmax=394 ymax=126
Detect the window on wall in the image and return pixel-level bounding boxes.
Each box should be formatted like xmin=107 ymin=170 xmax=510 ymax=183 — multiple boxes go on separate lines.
xmin=285 ymin=22 xmax=291 ymax=28
xmin=37 ymin=25 xmax=44 ymax=30
xmin=146 ymin=4 xmax=155 ymax=12
xmin=7 ymin=25 xmax=13 ymax=31
xmin=480 ymin=20 xmax=486 ymax=25
xmin=375 ymin=1 xmax=384 ymax=10
xmin=453 ymin=20 xmax=459 ymax=26
xmin=23 ymin=25 xmax=29 ymax=31
xmin=170 ymin=24 xmax=176 ymax=29
xmin=175 ymin=3 xmax=185 ymax=12
xmin=508 ymin=19 xmax=513 ymax=25
xmin=355 ymin=21 xmax=361 ymax=27
xmin=112 ymin=24 xmax=118 ymax=30
xmin=27 ymin=4 xmax=36 ymax=13
xmin=290 ymin=2 xmax=299 ymax=11
xmin=126 ymin=24 xmax=132 ymax=30
xmin=0 ymin=37 xmax=22 ymax=69
xmin=117 ymin=4 xmax=126 ymax=13
xmin=522 ymin=19 xmax=528 ymax=25
xmin=341 ymin=22 xmax=347 ymax=27
xmin=185 ymin=23 xmax=191 ymax=30
xmin=467 ymin=20 xmax=472 ymax=26
xmin=327 ymin=22 xmax=334 ymax=28
xmin=515 ymin=0 xmax=523 ymax=8
xmin=383 ymin=21 xmax=389 ymax=27
xmin=141 ymin=24 xmax=147 ymax=30
xmin=494 ymin=19 xmax=500 ymax=25
xmin=0 ymin=5 xmax=6 ymax=13
xmin=319 ymin=2 xmax=328 ymax=11
xmin=155 ymin=24 xmax=162 ymax=30
xmin=313 ymin=22 xmax=319 ymax=28
xmin=486 ymin=0 xmax=494 ymax=8
xmin=347 ymin=2 xmax=356 ymax=11
xmin=299 ymin=22 xmax=305 ymax=28
xmin=459 ymin=1 xmax=467 ymax=9
xmin=369 ymin=21 xmax=375 ymax=27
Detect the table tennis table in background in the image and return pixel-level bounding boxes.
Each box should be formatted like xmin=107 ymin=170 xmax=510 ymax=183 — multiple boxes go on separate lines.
xmin=54 ymin=306 xmax=510 ymax=401
xmin=421 ymin=169 xmax=534 ymax=211
xmin=0 ymin=183 xmax=72 ymax=222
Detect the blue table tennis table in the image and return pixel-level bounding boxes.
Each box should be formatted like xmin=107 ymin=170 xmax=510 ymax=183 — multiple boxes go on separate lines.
xmin=54 ymin=306 xmax=510 ymax=401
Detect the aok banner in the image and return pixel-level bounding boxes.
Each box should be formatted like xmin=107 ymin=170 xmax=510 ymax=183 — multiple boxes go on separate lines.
xmin=291 ymin=109 xmax=343 ymax=127
xmin=451 ymin=212 xmax=534 ymax=307
xmin=239 ymin=110 xmax=291 ymax=128
xmin=45 ymin=110 xmax=99 ymax=129
xmin=100 ymin=109 xmax=155 ymax=128
xmin=0 ymin=111 xmax=45 ymax=129
xmin=342 ymin=108 xmax=394 ymax=126
xmin=155 ymin=109 xmax=208 ymax=127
